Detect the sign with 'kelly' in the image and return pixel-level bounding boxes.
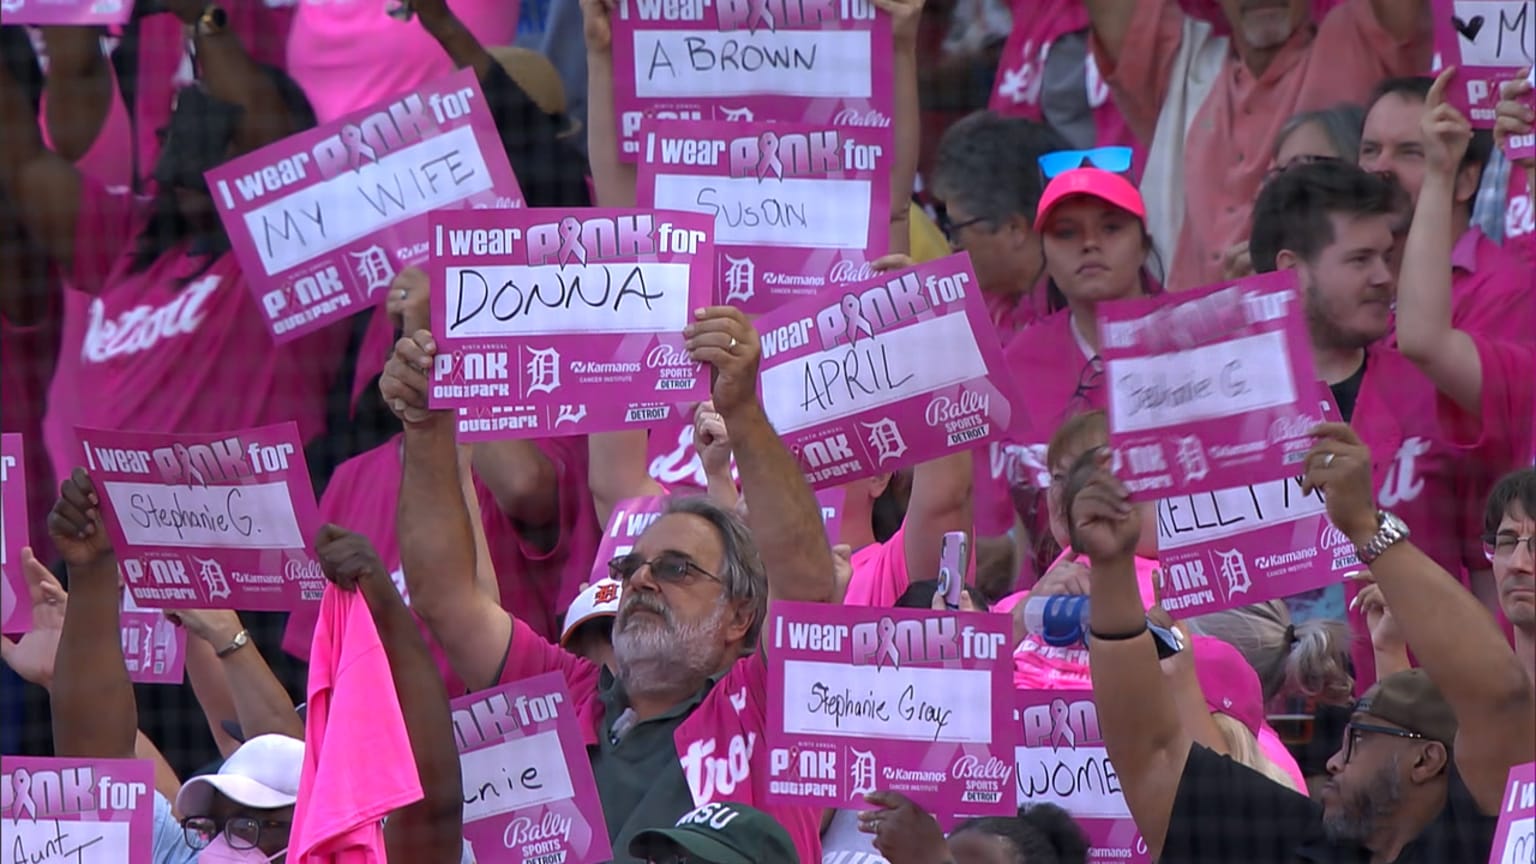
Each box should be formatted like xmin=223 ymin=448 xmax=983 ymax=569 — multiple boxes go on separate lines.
xmin=609 ymin=0 xmax=894 ymax=161
xmin=76 ymin=422 xmax=325 ymax=611
xmin=1098 ymin=270 xmax=1318 ymax=499
xmin=1431 ymin=1 xmax=1535 ymax=138
xmin=206 ymin=68 xmax=525 ymax=345
xmin=452 ymin=672 xmax=611 ymax=864
xmin=637 ymin=119 xmax=893 ymax=314
xmin=1 ymin=433 xmax=29 ymax=634
xmin=1014 ymin=691 xmax=1149 ymax=863
xmin=765 ymin=601 xmax=1018 ymax=819
xmin=428 ymin=208 xmax=715 ymax=438
xmin=755 ymin=254 xmax=1019 ymax=488
xmin=1 ymin=757 xmax=154 ymax=864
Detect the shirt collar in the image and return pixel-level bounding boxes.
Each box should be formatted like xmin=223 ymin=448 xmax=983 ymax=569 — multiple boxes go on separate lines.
xmin=597 ymin=664 xmax=729 ymax=731
xmin=1450 ymin=227 xmax=1483 ymax=274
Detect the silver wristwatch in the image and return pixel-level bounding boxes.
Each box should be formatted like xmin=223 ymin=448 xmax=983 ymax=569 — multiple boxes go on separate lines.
xmin=1355 ymin=511 xmax=1410 ymax=565
xmin=216 ymin=629 xmax=250 ymax=658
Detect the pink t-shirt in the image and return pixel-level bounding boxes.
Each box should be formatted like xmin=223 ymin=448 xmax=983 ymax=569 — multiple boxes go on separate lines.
xmin=41 ymin=180 xmax=348 ymax=489
xmin=497 ymin=622 xmax=824 ymax=864
xmin=844 ymin=525 xmax=915 ymax=608
xmin=1258 ymin=725 xmax=1309 ymax=794
xmin=1010 ymin=553 xmax=1159 ymax=690
xmin=1 ymin=311 xmax=60 ymax=564
xmin=1446 ymin=229 xmax=1535 ymax=343
xmin=1437 ymin=337 xmax=1536 ymax=467
xmin=286 ymin=0 xmax=517 ymax=123
xmin=476 ymin=435 xmax=602 ymax=642
xmin=291 ymin=586 xmax=424 ymax=863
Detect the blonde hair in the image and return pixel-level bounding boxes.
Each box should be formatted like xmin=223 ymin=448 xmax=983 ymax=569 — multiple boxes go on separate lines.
xmin=1212 ymin=713 xmax=1302 ymax=793
xmin=1187 ymin=601 xmax=1354 ymax=705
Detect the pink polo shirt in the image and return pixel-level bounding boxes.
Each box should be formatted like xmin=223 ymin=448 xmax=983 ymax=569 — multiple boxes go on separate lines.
xmin=1094 ymin=0 xmax=1427 ymax=291
xmin=1438 ymin=337 xmax=1536 ymax=473
xmin=1446 ymin=228 xmax=1535 ymax=342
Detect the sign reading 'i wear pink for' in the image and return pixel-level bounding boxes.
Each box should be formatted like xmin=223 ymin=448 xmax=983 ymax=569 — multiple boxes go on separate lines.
xmin=1097 ymin=270 xmax=1319 ymax=500
xmin=0 ymin=0 xmax=130 ymax=25
xmin=452 ymin=672 xmax=612 ymax=864
xmin=637 ymin=119 xmax=893 ymax=314
xmin=609 ymin=0 xmax=894 ymax=161
xmin=764 ymin=601 xmax=1019 ymax=819
xmin=1431 ymin=1 xmax=1535 ymax=147
xmin=428 ymin=208 xmax=715 ymax=438
xmin=1490 ymin=762 xmax=1535 ymax=864
xmin=1 ymin=757 xmax=155 ymax=864
xmin=754 ymin=253 xmax=1019 ymax=489
xmin=76 ymin=422 xmax=325 ymax=612
xmin=1 ymin=433 xmax=30 ymax=635
xmin=205 ymin=68 xmax=525 ymax=345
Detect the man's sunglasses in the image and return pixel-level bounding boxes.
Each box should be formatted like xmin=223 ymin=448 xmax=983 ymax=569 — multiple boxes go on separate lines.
xmin=1038 ymin=146 xmax=1134 ymax=179
xmin=607 ymin=552 xmax=719 ymax=585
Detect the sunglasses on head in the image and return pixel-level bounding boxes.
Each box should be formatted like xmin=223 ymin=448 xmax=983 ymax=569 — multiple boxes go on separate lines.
xmin=1038 ymin=146 xmax=1134 ymax=179
xmin=607 ymin=551 xmax=718 ymax=585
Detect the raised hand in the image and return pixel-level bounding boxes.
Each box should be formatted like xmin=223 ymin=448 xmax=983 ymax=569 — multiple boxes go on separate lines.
xmin=47 ymin=468 xmax=114 ymax=570
xmin=580 ymin=0 xmax=619 ymax=53
xmin=693 ymin=400 xmax=734 ymax=477
xmin=1494 ymin=68 xmax=1535 ymax=175
xmin=1299 ymin=423 xmax=1379 ymax=544
xmin=380 ymin=328 xmax=441 ymax=426
xmin=1029 ymin=550 xmax=1092 ymax=598
xmin=872 ymin=0 xmax=924 ymax=47
xmin=162 ymin=607 xmax=243 ymax=647
xmin=858 ymin=791 xmax=949 ymax=864
xmin=0 ymin=549 xmax=68 ymax=688
xmin=314 ymin=524 xmax=391 ymax=592
xmin=684 ymin=306 xmax=761 ymax=417
xmin=1062 ymin=449 xmax=1139 ymax=562
xmin=1423 ymin=68 xmax=1473 ymax=177
xmin=1349 ymin=572 xmax=1405 ymax=652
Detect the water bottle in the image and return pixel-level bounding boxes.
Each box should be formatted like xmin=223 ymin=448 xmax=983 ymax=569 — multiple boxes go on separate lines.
xmin=1020 ymin=595 xmax=1091 ymax=647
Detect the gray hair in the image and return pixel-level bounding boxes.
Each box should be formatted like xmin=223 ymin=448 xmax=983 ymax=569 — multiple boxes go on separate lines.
xmin=661 ymin=496 xmax=769 ymax=648
xmin=1275 ymin=103 xmax=1366 ymax=162
xmin=931 ymin=111 xmax=1070 ymax=224
xmin=1187 ymin=600 xmax=1354 ymax=705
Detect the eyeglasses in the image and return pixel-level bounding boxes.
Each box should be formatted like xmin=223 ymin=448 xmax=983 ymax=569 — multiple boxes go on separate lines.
xmin=608 ymin=552 xmax=719 ymax=586
xmin=181 ymin=816 xmax=290 ymax=851
xmin=935 ymin=205 xmax=991 ymax=246
xmin=1038 ymin=146 xmax=1134 ymax=179
xmin=1483 ymin=533 xmax=1536 ymax=561
xmin=1340 ymin=721 xmax=1427 ymax=764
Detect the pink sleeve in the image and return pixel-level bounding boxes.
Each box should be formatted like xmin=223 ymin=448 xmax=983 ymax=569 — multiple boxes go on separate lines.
xmin=68 ymin=176 xmax=139 ymax=295
xmin=842 ymin=530 xmax=912 ymax=608
xmin=499 ymin=618 xmax=602 ymax=700
xmin=1258 ymin=725 xmax=1309 ymax=795
xmin=1314 ymin=0 xmax=1431 ymax=80
xmin=1088 ymin=0 xmax=1184 ymax=144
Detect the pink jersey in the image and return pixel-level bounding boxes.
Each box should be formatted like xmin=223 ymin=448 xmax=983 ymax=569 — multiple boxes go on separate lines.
xmin=41 ymin=180 xmax=347 ymax=492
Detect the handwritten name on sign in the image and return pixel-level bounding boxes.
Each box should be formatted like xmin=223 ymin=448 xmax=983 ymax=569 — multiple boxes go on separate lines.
xmin=1433 ymin=1 xmax=1536 ymax=128
xmin=77 ymin=422 xmax=325 ymax=612
xmin=427 ymin=208 xmax=714 ymax=438
xmin=1 ymin=433 xmax=30 ymax=635
xmin=609 ymin=0 xmax=893 ymax=160
xmin=765 ymin=601 xmax=1018 ymax=819
xmin=451 ymin=673 xmax=612 ymax=864
xmin=1 ymin=757 xmax=154 ymax=864
xmin=755 ymin=253 xmax=1019 ymax=489
xmin=1097 ymin=270 xmax=1319 ymax=499
xmin=206 ymin=68 xmax=525 ymax=345
xmin=1490 ymin=762 xmax=1535 ymax=864
xmin=1013 ymin=692 xmax=1150 ymax=863
xmin=638 ymin=119 xmax=893 ymax=314
xmin=0 ymin=0 xmax=131 ymax=25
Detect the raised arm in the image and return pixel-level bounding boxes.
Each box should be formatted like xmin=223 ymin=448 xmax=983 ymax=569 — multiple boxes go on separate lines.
xmin=685 ymin=308 xmax=836 ymax=609
xmin=0 ymin=26 xmax=84 ymax=274
xmin=158 ymin=0 xmax=299 ymax=153
xmin=46 ymin=468 xmax=135 ymax=760
xmin=383 ymin=270 xmax=513 ymax=691
xmin=1369 ymin=0 xmax=1428 ymax=43
xmin=902 ymin=453 xmax=974 ymax=589
xmin=38 ymin=27 xmax=114 ymax=162
xmin=1493 ymin=72 xmax=1535 ymax=197
xmin=314 ymin=525 xmax=464 ymax=863
xmin=1303 ymin=423 xmax=1536 ymax=813
xmin=693 ymin=401 xmax=741 ymax=511
xmin=581 ymin=0 xmax=638 ymax=207
xmin=173 ymin=608 xmax=304 ymax=755
xmin=879 ymin=0 xmax=923 ymax=255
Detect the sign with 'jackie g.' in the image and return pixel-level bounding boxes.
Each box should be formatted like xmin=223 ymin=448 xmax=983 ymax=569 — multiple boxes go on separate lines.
xmin=76 ymin=422 xmax=325 ymax=611
xmin=206 ymin=69 xmax=525 ymax=345
xmin=428 ymin=208 xmax=715 ymax=438
xmin=1 ymin=757 xmax=154 ymax=864
xmin=754 ymin=254 xmax=1019 ymax=488
xmin=637 ymin=119 xmax=893 ymax=314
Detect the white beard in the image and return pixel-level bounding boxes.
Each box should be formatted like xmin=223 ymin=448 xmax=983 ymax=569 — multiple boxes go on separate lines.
xmin=613 ymin=597 xmax=728 ymax=696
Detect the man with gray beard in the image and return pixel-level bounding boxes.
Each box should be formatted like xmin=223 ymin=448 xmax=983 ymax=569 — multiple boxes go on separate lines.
xmin=382 ymin=291 xmax=835 ymax=863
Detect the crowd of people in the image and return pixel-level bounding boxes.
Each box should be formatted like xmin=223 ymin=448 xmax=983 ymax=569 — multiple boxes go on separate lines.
xmin=1 ymin=0 xmax=1533 ymax=862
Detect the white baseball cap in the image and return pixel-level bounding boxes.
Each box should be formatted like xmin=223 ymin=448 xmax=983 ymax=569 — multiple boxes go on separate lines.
xmin=175 ymin=734 xmax=304 ymax=815
xmin=560 ymin=579 xmax=622 ymax=647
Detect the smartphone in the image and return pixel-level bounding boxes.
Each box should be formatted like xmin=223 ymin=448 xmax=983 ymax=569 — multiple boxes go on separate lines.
xmin=1148 ymin=621 xmax=1185 ymax=660
xmin=937 ymin=531 xmax=968 ymax=609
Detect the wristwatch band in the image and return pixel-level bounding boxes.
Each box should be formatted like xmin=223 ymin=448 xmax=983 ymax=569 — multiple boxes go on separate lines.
xmin=216 ymin=629 xmax=250 ymax=658
xmin=1355 ymin=511 xmax=1410 ymax=565
xmin=198 ymin=4 xmax=227 ymax=36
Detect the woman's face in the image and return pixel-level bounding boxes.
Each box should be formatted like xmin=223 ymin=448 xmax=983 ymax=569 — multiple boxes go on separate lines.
xmin=1273 ymin=120 xmax=1339 ymax=171
xmin=1041 ymin=197 xmax=1147 ymax=306
xmin=946 ymin=829 xmax=1018 ymax=864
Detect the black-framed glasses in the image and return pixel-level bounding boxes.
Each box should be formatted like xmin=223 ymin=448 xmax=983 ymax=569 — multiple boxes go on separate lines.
xmin=1483 ymin=533 xmax=1536 ymax=561
xmin=1038 ymin=146 xmax=1133 ymax=179
xmin=181 ymin=815 xmax=290 ymax=852
xmin=935 ymin=205 xmax=992 ymax=246
xmin=1341 ymin=721 xmax=1427 ymax=764
xmin=608 ymin=552 xmax=719 ymax=586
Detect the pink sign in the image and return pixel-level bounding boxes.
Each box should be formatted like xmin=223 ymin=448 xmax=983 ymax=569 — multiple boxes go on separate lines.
xmin=451 ymin=672 xmax=611 ymax=864
xmin=2 ymin=433 xmax=30 ymax=635
xmin=1491 ymin=761 xmax=1535 ymax=864
xmin=428 ymin=208 xmax=715 ymax=436
xmin=609 ymin=0 xmax=894 ymax=161
xmin=120 ymin=594 xmax=187 ymax=686
xmin=1153 ymin=386 xmax=1355 ymax=616
xmin=205 ymin=68 xmax=525 ymax=345
xmin=764 ymin=601 xmax=1018 ymax=818
xmin=1014 ymin=691 xmax=1149 ymax=863
xmin=1 ymin=756 xmax=154 ymax=864
xmin=755 ymin=254 xmax=1020 ymax=489
xmin=0 ymin=0 xmax=130 ymax=25
xmin=76 ymin=422 xmax=325 ymax=612
xmin=1097 ymin=270 xmax=1318 ymax=499
xmin=637 ymin=119 xmax=894 ymax=314
xmin=1432 ymin=1 xmax=1536 ymax=135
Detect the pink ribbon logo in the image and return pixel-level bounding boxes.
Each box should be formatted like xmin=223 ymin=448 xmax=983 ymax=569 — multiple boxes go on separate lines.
xmin=556 ymin=216 xmax=588 ymax=266
xmin=10 ymin=769 xmax=37 ymax=820
xmin=1048 ymin=698 xmax=1078 ymax=749
xmin=340 ymin=124 xmax=379 ymax=168
xmin=172 ymin=444 xmax=208 ymax=487
xmin=872 ymin=617 xmax=903 ymax=670
xmin=452 ymin=349 xmax=466 ymax=386
xmin=756 ymin=132 xmax=783 ymax=181
xmin=744 ymin=0 xmax=775 ymax=31
xmin=840 ymin=294 xmax=875 ymax=345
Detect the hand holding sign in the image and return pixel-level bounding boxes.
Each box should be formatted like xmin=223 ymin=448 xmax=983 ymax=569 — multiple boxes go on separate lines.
xmin=0 ymin=549 xmax=66 ymax=688
xmin=858 ymin=791 xmax=949 ymax=864
xmin=1425 ymin=68 xmax=1476 ymax=176
xmin=1064 ymin=449 xmax=1139 ymax=563
xmin=48 ymin=468 xmax=113 ymax=570
xmin=685 ymin=307 xmax=761 ymax=417
xmin=162 ymin=607 xmax=243 ymax=647
xmin=382 ymin=329 xmax=442 ymax=426
xmin=871 ymin=0 xmax=924 ymax=46
xmin=315 ymin=524 xmax=391 ymax=591
xmin=1299 ymin=423 xmax=1379 ymax=544
xmin=1495 ymin=69 xmax=1536 ymax=168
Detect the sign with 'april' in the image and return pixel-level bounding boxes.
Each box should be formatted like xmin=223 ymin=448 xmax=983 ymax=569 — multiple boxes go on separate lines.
xmin=429 ymin=208 xmax=715 ymax=438
xmin=1 ymin=757 xmax=154 ymax=864
xmin=206 ymin=68 xmax=524 ymax=345
xmin=77 ymin=422 xmax=324 ymax=611
xmin=754 ymin=253 xmax=1019 ymax=488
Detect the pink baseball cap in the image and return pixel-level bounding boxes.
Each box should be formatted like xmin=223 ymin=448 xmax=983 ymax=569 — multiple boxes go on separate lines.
xmin=1191 ymin=636 xmax=1265 ymax=736
xmin=560 ymin=578 xmax=622 ymax=647
xmin=1033 ymin=167 xmax=1148 ymax=232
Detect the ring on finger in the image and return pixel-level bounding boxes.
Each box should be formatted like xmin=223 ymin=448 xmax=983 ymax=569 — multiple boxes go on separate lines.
xmin=1322 ymin=452 xmax=1335 ymax=468
xmin=728 ymin=336 xmax=739 ymax=351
